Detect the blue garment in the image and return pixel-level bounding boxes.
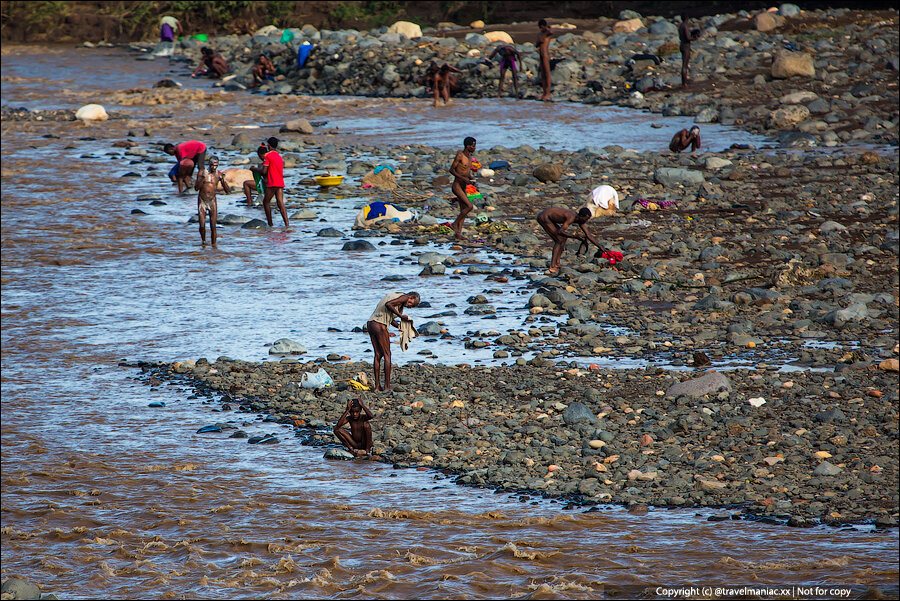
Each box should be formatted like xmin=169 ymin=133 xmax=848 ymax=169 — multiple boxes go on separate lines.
xmin=168 ymin=161 xmax=179 ymax=178
xmin=297 ymin=43 xmax=313 ymax=68
xmin=373 ymin=165 xmax=395 ymax=175
xmin=488 ymin=160 xmax=510 ymax=170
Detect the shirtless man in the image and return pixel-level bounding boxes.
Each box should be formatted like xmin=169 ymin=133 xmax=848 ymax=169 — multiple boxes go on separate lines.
xmin=678 ymin=14 xmax=701 ymax=88
xmin=537 ymin=206 xmax=608 ymax=273
xmin=334 ymin=398 xmax=374 ymax=457
xmin=242 ymin=144 xmax=268 ymax=206
xmin=488 ymin=44 xmax=522 ymax=99
xmin=195 ymin=156 xmax=230 ymax=245
xmin=537 ymin=19 xmax=553 ymax=101
xmin=669 ymin=126 xmax=702 ymax=153
xmin=250 ymin=54 xmax=276 ymax=88
xmin=447 ymin=136 xmax=476 ymax=240
xmin=164 ymin=140 xmax=206 ymax=189
xmin=367 ymin=292 xmax=420 ymax=391
xmin=191 ymin=46 xmax=229 ymax=79
xmin=433 ymin=63 xmax=462 ymax=107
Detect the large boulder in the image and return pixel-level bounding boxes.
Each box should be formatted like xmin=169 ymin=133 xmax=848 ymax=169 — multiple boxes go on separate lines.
xmin=755 ymin=12 xmax=778 ymax=32
xmin=386 ymin=20 xmax=422 ymax=39
xmin=771 ymin=50 xmax=815 ymax=79
xmin=484 ymin=30 xmax=514 ymax=44
xmin=666 ymin=372 xmax=732 ymax=398
xmin=1 ymin=578 xmax=41 ymax=600
xmin=219 ymin=168 xmax=252 ymax=191
xmin=269 ymin=338 xmax=307 ymax=355
xmin=562 ymin=402 xmax=598 ymax=425
xmin=779 ymin=90 xmax=818 ymax=104
xmin=653 ymin=167 xmax=705 ymax=187
xmin=613 ymin=18 xmax=644 ymax=34
xmin=768 ymin=104 xmax=810 ymax=128
xmin=280 ymin=118 xmax=313 ymax=134
xmin=533 ymin=163 xmax=564 ymax=183
xmin=75 ymin=103 xmax=108 ymax=121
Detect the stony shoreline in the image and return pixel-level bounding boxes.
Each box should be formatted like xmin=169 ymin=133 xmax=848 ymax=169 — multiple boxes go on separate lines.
xmin=136 ymin=354 xmax=897 ymax=528
xmin=128 ymin=7 xmax=900 ymax=149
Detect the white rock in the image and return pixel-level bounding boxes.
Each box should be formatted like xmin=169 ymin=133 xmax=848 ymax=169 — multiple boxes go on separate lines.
xmin=75 ymin=104 xmax=108 ymax=121
xmin=484 ymin=30 xmax=513 ymax=44
xmin=748 ymin=397 xmax=766 ymax=407
xmin=386 ymin=20 xmax=422 ymax=39
xmin=479 ymin=168 xmax=495 ymax=177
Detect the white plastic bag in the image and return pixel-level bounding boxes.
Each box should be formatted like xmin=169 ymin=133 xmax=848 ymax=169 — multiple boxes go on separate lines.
xmin=300 ymin=368 xmax=334 ymax=389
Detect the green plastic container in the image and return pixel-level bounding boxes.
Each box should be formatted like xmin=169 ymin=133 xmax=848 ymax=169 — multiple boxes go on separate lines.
xmin=191 ymin=34 xmax=208 ymax=42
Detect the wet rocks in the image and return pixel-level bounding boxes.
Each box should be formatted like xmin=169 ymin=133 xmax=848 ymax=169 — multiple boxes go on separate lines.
xmin=75 ymin=103 xmax=109 ymax=121
xmin=291 ymin=209 xmax=318 ymax=220
xmin=241 ymin=218 xmax=268 ymax=229
xmin=342 ymin=240 xmax=376 ymax=251
xmin=812 ymin=461 xmax=842 ymax=476
xmin=1 ymin=577 xmax=41 ymax=600
xmin=768 ymin=105 xmax=810 ymax=128
xmin=317 ymin=227 xmax=344 ymax=237
xmin=280 ymin=118 xmax=313 ymax=134
xmin=562 ymin=402 xmax=598 ymax=425
xmin=324 ymin=447 xmax=355 ymax=460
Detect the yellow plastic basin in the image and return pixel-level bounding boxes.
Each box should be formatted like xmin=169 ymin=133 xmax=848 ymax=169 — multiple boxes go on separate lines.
xmin=315 ymin=175 xmax=344 ymax=187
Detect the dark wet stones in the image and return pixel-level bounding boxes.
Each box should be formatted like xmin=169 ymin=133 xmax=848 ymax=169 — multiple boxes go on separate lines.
xmin=241 ymin=218 xmax=269 ymax=229
xmin=562 ymin=402 xmax=598 ymax=426
xmin=533 ymin=163 xmax=563 ymax=183
xmin=196 ymin=425 xmax=222 ymax=433
xmin=229 ymin=430 xmax=249 ymax=438
xmin=317 ymin=227 xmax=344 ymax=237
xmin=131 ymin=209 xmax=147 ymax=215
xmin=324 ymin=447 xmax=355 ymax=460
xmin=269 ymin=338 xmax=307 ymax=355
xmin=814 ymin=408 xmax=845 ymax=424
xmin=812 ymin=461 xmax=842 ymax=476
xmin=342 ymin=240 xmax=376 ymax=251
xmin=653 ymin=167 xmax=705 ymax=187
xmin=418 ymin=321 xmax=443 ymax=336
xmin=148 ymin=401 xmax=166 ymax=407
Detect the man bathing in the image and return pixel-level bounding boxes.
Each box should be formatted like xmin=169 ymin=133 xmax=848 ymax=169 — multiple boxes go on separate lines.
xmin=669 ymin=126 xmax=702 ymax=153
xmin=537 ymin=19 xmax=553 ymax=101
xmin=334 ymin=398 xmax=374 ymax=457
xmin=367 ymin=291 xmax=420 ymax=391
xmin=192 ymin=46 xmax=229 ymax=79
xmin=488 ymin=44 xmax=522 ymax=99
xmin=242 ymin=144 xmax=268 ymax=206
xmin=537 ymin=206 xmax=609 ymax=274
xmin=250 ymin=54 xmax=276 ymax=88
xmin=259 ymin=137 xmax=289 ymax=227
xmin=432 ymin=63 xmax=462 ymax=107
xmin=195 ymin=156 xmax=229 ymax=246
xmin=165 ymin=140 xmax=207 ymax=192
xmin=447 ymin=136 xmax=476 ymax=240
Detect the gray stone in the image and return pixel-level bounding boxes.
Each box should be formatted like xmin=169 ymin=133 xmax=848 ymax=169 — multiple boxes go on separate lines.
xmin=417 ymin=252 xmax=450 ymax=265
xmin=342 ymin=240 xmax=376 ymax=251
xmin=533 ymin=163 xmax=564 ymax=183
xmin=418 ymin=321 xmax=443 ymax=336
xmin=241 ymin=218 xmax=269 ymax=229
xmin=280 ymin=118 xmax=314 ymax=134
xmin=464 ymin=33 xmax=490 ymax=46
xmin=419 ymin=263 xmax=445 ymax=276
xmin=317 ymin=227 xmax=344 ymax=237
xmin=812 ymin=461 xmax=842 ymax=476
xmin=219 ymin=214 xmax=251 ymax=225
xmin=291 ymin=209 xmax=318 ymax=220
xmin=695 ymin=107 xmax=718 ymax=123
xmin=666 ymin=372 xmax=732 ymax=398
xmin=324 ymin=447 xmax=355 ymax=460
xmin=654 ymin=167 xmax=705 ymax=187
xmin=269 ymin=338 xmax=307 ymax=355
xmin=814 ymin=408 xmax=845 ymax=423
xmin=562 ymin=402 xmax=598 ymax=425
xmin=819 ymin=220 xmax=847 ymax=234
xmin=705 ymin=157 xmax=732 ymax=170
xmin=528 ymin=293 xmax=552 ymax=308
xmin=778 ymin=3 xmax=801 ymax=17
xmin=1 ymin=578 xmax=40 ymax=600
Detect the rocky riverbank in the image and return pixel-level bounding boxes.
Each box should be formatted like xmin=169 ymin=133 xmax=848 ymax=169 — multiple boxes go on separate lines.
xmin=130 ymin=6 xmax=900 ymax=148
xmin=136 ymin=354 xmax=897 ymax=527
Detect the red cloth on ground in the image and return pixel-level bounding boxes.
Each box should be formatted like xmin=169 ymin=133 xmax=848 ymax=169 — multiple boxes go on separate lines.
xmin=601 ymin=251 xmax=624 ymax=264
xmin=264 ymin=151 xmax=285 ymax=187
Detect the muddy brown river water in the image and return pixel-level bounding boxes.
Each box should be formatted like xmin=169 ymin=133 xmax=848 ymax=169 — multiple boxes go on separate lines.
xmin=1 ymin=46 xmax=897 ymax=599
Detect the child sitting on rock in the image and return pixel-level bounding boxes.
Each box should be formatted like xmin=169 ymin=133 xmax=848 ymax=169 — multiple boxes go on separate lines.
xmin=334 ymin=398 xmax=373 ymax=457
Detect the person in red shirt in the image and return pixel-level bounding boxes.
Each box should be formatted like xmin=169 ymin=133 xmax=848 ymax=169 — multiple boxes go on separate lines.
xmin=259 ymin=137 xmax=289 ymax=227
xmin=164 ymin=140 xmax=207 ymax=190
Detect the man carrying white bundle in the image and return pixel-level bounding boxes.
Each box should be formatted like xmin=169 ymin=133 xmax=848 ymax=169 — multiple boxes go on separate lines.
xmin=584 ymin=184 xmax=619 ymax=218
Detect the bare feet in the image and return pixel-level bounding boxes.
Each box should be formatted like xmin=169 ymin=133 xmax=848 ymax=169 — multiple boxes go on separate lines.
xmin=547 ymin=267 xmax=559 ymax=274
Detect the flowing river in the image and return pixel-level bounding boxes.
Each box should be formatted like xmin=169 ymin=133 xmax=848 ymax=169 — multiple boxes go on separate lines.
xmin=1 ymin=46 xmax=897 ymax=599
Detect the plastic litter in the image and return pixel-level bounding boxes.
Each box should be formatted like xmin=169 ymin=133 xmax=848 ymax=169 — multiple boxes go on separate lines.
xmin=300 ymin=368 xmax=334 ymax=389
xmin=296 ymin=42 xmax=313 ymax=68
xmin=280 ymin=29 xmax=295 ymax=44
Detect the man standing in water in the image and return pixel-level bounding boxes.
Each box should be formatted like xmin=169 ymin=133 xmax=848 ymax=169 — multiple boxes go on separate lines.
xmin=195 ymin=156 xmax=230 ymax=246
xmin=334 ymin=398 xmax=374 ymax=457
xmin=537 ymin=19 xmax=553 ymax=101
xmin=447 ymin=136 xmax=476 ymax=240
xmin=678 ymin=13 xmax=701 ymax=88
xmin=259 ymin=137 xmax=289 ymax=227
xmin=488 ymin=44 xmax=522 ymax=99
xmin=669 ymin=126 xmax=702 ymax=153
xmin=432 ymin=63 xmax=462 ymax=107
xmin=367 ymin=292 xmax=420 ymax=392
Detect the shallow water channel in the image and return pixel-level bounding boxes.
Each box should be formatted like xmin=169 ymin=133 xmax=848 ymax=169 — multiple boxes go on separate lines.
xmin=1 ymin=46 xmax=897 ymax=599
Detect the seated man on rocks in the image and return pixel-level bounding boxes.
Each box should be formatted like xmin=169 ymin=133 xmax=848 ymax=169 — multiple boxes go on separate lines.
xmin=334 ymin=398 xmax=373 ymax=457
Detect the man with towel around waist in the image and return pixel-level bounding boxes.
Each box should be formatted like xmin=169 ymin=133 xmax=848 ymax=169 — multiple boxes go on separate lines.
xmin=366 ymin=292 xmax=420 ymax=392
